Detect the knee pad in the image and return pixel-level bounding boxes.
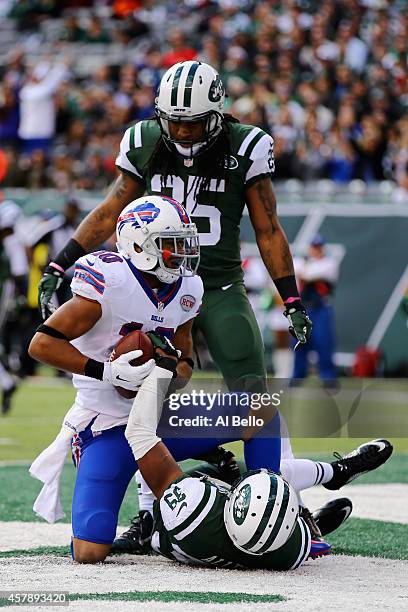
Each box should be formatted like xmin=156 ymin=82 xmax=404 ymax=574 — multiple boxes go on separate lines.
xmin=73 ymin=509 xmax=117 ymax=545
xmin=233 ymin=375 xmax=267 ymax=393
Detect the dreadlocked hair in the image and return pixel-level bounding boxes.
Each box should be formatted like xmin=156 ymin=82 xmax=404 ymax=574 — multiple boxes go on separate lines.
xmin=145 ymin=114 xmax=240 ymax=205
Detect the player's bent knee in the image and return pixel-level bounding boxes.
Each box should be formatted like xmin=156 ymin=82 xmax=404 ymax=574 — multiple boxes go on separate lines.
xmin=73 ymin=509 xmax=117 ymax=546
xmin=72 ymin=538 xmax=111 ymax=564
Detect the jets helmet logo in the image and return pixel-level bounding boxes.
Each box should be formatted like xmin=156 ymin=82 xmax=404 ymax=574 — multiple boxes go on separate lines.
xmin=117 ymin=202 xmax=161 ymax=234
xmin=232 ymin=484 xmax=251 ymax=525
xmin=208 ymin=75 xmax=224 ymax=103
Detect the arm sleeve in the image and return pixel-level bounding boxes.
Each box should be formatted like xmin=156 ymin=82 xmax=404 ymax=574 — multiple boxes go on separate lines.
xmin=70 ymin=254 xmax=106 ymax=304
xmin=125 ymin=365 xmax=173 ymax=460
xmin=115 ymin=125 xmax=145 ymax=182
xmin=245 ymin=134 xmax=275 ymax=185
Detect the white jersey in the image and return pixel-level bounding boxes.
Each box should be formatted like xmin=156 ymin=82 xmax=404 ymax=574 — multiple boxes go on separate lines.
xmin=70 ymin=250 xmax=203 ymax=417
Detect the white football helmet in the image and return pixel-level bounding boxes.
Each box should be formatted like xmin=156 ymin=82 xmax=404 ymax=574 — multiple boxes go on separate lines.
xmin=116 ymin=195 xmax=199 ymax=284
xmin=224 ymin=469 xmax=299 ymax=555
xmin=155 ymin=60 xmax=225 ymax=157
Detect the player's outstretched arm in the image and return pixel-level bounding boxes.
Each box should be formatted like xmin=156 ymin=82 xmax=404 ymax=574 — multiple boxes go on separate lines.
xmin=38 ymin=173 xmax=145 ymax=320
xmin=246 ymin=178 xmax=312 ymax=346
xmin=125 ymin=354 xmax=183 ymax=498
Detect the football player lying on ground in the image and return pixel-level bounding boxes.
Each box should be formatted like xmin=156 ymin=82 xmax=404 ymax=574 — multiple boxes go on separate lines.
xmin=113 ymin=434 xmax=393 ymax=555
xmin=124 ymin=353 xmax=393 ymax=569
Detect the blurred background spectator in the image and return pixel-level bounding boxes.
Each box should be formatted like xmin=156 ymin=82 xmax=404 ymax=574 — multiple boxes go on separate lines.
xmin=293 ymin=234 xmax=340 ymax=388
xmin=0 ymin=194 xmax=28 ymax=411
xmin=0 ymin=0 xmax=405 ymax=192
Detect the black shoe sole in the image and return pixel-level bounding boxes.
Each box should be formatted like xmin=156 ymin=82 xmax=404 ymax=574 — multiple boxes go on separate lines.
xmin=313 ymin=498 xmax=353 ymax=536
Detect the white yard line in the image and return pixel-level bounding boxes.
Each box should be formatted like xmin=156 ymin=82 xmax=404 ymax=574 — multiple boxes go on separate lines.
xmin=1 ymin=484 xmax=407 ymax=552
xmin=301 ymin=483 xmax=408 ymax=524
xmin=0 ymin=484 xmax=408 ymax=551
xmin=0 ymin=523 xmax=127 ymax=552
xmin=0 ymin=554 xmax=407 ymax=612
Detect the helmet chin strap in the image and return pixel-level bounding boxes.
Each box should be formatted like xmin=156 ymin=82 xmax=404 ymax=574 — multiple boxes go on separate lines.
xmin=144 ymin=264 xmax=180 ymax=284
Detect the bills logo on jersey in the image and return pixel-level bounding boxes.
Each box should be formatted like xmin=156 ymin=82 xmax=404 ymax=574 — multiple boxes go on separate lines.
xmin=117 ymin=202 xmax=160 ymax=234
xmin=180 ymin=294 xmax=196 ymax=311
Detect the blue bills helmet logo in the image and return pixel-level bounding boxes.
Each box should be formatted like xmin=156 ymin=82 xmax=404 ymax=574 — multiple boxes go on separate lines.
xmin=117 ymin=202 xmax=161 ymax=234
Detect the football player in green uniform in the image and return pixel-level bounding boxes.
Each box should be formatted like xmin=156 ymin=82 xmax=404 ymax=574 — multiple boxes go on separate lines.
xmin=124 ymin=353 xmax=324 ymax=569
xmin=38 ymin=60 xmax=311 ymax=386
xmin=122 ymin=353 xmax=392 ymax=569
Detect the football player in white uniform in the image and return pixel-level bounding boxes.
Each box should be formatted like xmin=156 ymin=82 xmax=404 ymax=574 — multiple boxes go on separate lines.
xmin=29 ymin=195 xmax=204 ymax=563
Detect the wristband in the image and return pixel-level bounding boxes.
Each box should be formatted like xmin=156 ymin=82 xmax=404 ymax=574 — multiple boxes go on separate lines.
xmin=53 ymin=238 xmax=87 ymax=272
xmin=274 ymin=275 xmax=299 ymax=303
xmin=84 ymin=358 xmax=104 ymax=380
xmin=179 ymin=356 xmax=194 ymax=369
xmin=49 ymin=262 xmax=65 ymax=274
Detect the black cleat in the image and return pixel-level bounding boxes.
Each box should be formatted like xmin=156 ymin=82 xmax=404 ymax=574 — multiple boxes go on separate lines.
xmin=110 ymin=510 xmax=153 ymax=555
xmin=2 ymin=384 xmax=17 ymax=415
xmin=299 ymin=506 xmax=324 ymax=541
xmin=313 ymin=498 xmax=353 ymax=536
xmin=323 ymin=439 xmax=393 ymax=490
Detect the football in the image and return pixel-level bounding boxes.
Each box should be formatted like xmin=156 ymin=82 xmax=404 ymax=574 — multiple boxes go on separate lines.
xmin=110 ymin=330 xmax=154 ymax=399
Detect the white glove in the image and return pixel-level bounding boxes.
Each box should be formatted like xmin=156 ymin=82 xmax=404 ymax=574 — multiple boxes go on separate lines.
xmin=103 ymin=350 xmax=155 ymax=391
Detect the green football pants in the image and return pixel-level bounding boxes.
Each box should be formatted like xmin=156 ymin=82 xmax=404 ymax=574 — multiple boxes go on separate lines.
xmin=194 ymin=282 xmax=266 ymax=391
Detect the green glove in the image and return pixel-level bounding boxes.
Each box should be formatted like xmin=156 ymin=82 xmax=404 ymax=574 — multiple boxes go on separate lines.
xmin=38 ymin=265 xmax=65 ymax=320
xmin=146 ymin=331 xmax=181 ymax=358
xmin=283 ymin=301 xmax=313 ymax=350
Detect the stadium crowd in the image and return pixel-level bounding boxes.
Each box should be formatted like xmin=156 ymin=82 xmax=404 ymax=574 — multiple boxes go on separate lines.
xmin=0 ymin=0 xmax=406 ymax=196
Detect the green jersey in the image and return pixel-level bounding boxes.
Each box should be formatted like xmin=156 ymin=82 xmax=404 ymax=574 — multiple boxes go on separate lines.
xmin=115 ymin=120 xmax=275 ymax=290
xmin=152 ymin=474 xmax=311 ymax=571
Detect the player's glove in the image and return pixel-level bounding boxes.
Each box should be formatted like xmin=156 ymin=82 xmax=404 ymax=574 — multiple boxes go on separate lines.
xmin=103 ymin=350 xmax=155 ymax=390
xmin=38 ymin=264 xmax=65 ymax=320
xmin=283 ymin=300 xmax=313 ymax=350
xmin=146 ymin=331 xmax=182 ymax=359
